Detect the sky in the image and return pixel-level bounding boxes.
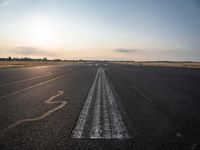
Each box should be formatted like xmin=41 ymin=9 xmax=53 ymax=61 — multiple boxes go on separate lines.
xmin=0 ymin=0 xmax=200 ymax=61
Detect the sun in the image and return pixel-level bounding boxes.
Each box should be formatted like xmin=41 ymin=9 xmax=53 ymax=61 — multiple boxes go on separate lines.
xmin=25 ymin=16 xmax=60 ymax=47
xmin=31 ymin=20 xmax=52 ymax=42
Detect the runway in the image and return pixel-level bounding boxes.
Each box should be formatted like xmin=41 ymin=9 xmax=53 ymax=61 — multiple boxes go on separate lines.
xmin=72 ymin=68 xmax=129 ymax=139
xmin=0 ymin=63 xmax=199 ymax=150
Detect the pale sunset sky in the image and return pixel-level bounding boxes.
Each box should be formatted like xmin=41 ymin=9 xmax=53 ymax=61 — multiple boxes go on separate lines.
xmin=0 ymin=0 xmax=200 ymax=61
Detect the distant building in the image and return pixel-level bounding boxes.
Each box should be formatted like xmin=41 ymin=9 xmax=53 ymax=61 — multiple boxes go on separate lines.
xmin=43 ymin=58 xmax=48 ymax=61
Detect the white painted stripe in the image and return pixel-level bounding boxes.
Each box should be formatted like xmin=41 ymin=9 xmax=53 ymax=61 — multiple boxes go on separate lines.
xmin=103 ymin=70 xmax=129 ymax=138
xmin=71 ymin=69 xmax=100 ymax=138
xmin=0 ymin=72 xmax=58 ymax=87
xmin=0 ymin=91 xmax=66 ymax=137
xmin=101 ymin=70 xmax=111 ymax=139
xmin=0 ymin=74 xmax=67 ymax=100
xmin=71 ymin=68 xmax=129 ymax=139
xmin=90 ymin=68 xmax=102 ymax=138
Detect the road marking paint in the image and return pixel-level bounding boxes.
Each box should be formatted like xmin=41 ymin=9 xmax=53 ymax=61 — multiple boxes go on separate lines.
xmin=101 ymin=70 xmax=111 ymax=139
xmin=90 ymin=68 xmax=102 ymax=138
xmin=0 ymin=74 xmax=68 ymax=100
xmin=0 ymin=72 xmax=58 ymax=87
xmin=72 ymin=68 xmax=129 ymax=139
xmin=0 ymin=91 xmax=66 ymax=137
xmin=71 ymin=69 xmax=100 ymax=138
xmin=133 ymin=86 xmax=153 ymax=102
xmin=103 ymin=70 xmax=129 ymax=138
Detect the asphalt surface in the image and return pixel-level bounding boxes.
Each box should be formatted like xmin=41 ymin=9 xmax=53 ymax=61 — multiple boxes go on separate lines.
xmin=0 ymin=63 xmax=199 ymax=150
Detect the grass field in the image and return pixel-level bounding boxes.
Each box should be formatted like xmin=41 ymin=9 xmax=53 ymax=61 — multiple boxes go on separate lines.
xmin=113 ymin=61 xmax=200 ymax=68
xmin=0 ymin=61 xmax=77 ymax=68
xmin=1 ymin=61 xmax=200 ymax=69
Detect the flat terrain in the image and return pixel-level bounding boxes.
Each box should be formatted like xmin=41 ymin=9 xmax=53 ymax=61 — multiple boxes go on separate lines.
xmin=0 ymin=63 xmax=199 ymax=150
xmin=114 ymin=61 xmax=200 ymax=68
xmin=0 ymin=61 xmax=77 ymax=68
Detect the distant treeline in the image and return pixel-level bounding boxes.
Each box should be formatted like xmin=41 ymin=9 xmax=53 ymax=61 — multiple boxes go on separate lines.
xmin=0 ymin=57 xmax=49 ymax=61
xmin=0 ymin=57 xmax=108 ymax=62
xmin=1 ymin=57 xmax=196 ymax=63
xmin=0 ymin=57 xmax=82 ymax=62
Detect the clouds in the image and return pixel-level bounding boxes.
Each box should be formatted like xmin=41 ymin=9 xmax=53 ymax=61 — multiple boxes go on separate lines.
xmin=0 ymin=0 xmax=11 ymax=8
xmin=114 ymin=49 xmax=141 ymax=53
xmin=12 ymin=46 xmax=57 ymax=57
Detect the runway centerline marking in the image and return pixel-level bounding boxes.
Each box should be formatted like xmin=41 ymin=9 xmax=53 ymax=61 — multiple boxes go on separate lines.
xmin=0 ymin=91 xmax=66 ymax=137
xmin=90 ymin=68 xmax=102 ymax=138
xmin=71 ymin=68 xmax=130 ymax=139
xmin=71 ymin=69 xmax=99 ymax=138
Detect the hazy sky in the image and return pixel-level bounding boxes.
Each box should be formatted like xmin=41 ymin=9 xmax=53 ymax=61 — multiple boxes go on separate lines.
xmin=0 ymin=0 xmax=200 ymax=61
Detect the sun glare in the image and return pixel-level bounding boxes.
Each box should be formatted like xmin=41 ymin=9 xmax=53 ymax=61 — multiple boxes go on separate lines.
xmin=31 ymin=21 xmax=51 ymax=42
xmin=25 ymin=16 xmax=60 ymax=47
